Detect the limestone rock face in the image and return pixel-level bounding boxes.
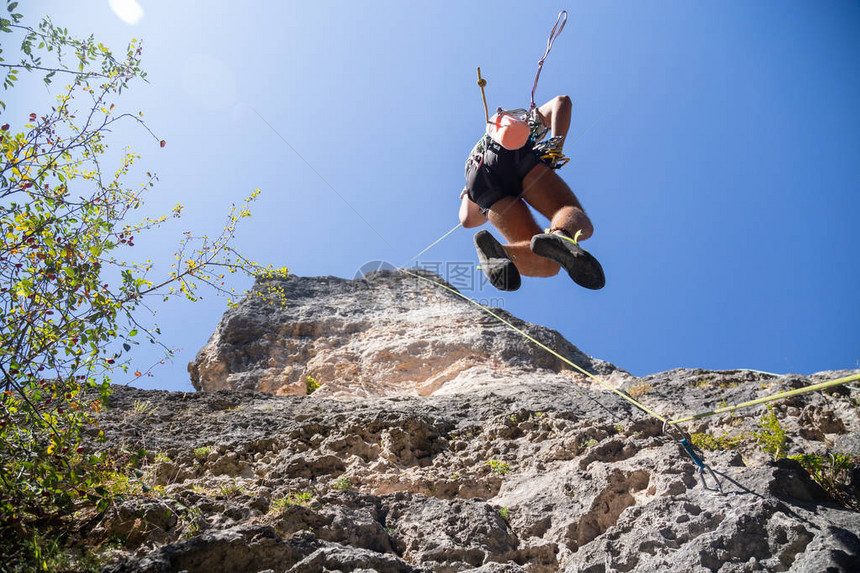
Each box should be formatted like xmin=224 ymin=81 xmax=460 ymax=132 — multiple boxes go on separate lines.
xmin=188 ymin=270 xmax=622 ymax=397
xmin=91 ymin=272 xmax=860 ymax=572
xmin=97 ymin=371 xmax=858 ymax=572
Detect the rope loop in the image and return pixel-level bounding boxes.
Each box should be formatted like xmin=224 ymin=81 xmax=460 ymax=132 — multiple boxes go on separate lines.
xmin=530 ymin=10 xmax=568 ymax=110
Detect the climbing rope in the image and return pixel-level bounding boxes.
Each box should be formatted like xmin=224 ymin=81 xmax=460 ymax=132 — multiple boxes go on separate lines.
xmin=667 ymin=372 xmax=860 ymax=425
xmin=406 ymin=222 xmax=462 ymax=265
xmin=404 ymin=223 xmax=860 ymax=428
xmin=401 ymin=268 xmax=667 ymax=423
xmin=396 ymin=8 xmax=859 ymax=493
xmin=476 ymin=67 xmax=490 ymax=125
xmin=400 ymin=223 xmax=860 ymax=496
xmin=530 ymin=10 xmax=568 ymax=112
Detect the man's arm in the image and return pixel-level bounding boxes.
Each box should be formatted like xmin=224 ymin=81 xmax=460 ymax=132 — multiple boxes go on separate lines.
xmin=536 ymin=95 xmax=572 ymax=138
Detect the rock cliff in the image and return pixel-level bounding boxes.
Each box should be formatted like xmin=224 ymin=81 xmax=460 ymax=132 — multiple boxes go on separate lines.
xmin=91 ymin=272 xmax=858 ymax=572
xmin=188 ymin=271 xmax=621 ymax=398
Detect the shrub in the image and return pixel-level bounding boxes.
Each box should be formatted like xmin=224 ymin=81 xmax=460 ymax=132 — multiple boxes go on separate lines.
xmin=755 ymin=406 xmax=787 ymax=460
xmin=789 ymin=452 xmax=858 ymax=510
xmin=305 ymin=376 xmax=320 ymax=395
xmin=0 ymin=5 xmax=286 ymax=566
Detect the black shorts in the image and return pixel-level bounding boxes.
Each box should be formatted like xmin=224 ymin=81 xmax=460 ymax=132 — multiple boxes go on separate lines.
xmin=465 ymin=138 xmax=541 ymax=213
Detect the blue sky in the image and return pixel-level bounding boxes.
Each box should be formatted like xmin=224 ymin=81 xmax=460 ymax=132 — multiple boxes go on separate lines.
xmin=9 ymin=1 xmax=859 ymax=391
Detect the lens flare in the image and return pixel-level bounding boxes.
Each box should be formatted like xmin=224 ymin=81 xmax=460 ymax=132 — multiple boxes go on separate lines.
xmin=108 ymin=0 xmax=144 ymax=25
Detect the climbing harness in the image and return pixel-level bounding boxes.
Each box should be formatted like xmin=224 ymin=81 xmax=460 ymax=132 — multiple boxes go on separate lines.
xmin=473 ymin=10 xmax=570 ymax=168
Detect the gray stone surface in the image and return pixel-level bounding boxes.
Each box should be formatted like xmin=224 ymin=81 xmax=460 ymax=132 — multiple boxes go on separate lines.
xmin=95 ymin=273 xmax=859 ymax=572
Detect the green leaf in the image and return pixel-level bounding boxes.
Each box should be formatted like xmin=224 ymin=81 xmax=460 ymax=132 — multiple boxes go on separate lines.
xmin=8 ymin=3 xmax=19 ymax=13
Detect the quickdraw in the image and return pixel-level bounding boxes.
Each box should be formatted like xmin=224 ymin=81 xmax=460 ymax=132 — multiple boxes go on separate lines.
xmin=664 ymin=421 xmax=724 ymax=494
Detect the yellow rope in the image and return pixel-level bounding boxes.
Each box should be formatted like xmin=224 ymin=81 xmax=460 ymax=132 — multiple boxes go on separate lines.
xmin=405 ymin=222 xmax=462 ymax=265
xmin=667 ymin=372 xmax=860 ymax=425
xmin=401 ymin=268 xmax=668 ymax=422
xmin=399 ymin=192 xmax=859 ymax=432
xmin=477 ymin=67 xmax=490 ymax=125
xmin=401 ymin=264 xmax=859 ymax=427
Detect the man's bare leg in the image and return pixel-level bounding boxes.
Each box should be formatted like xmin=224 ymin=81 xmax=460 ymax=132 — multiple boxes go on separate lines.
xmin=487 ymin=197 xmax=559 ymax=277
xmin=522 ymin=163 xmax=593 ymax=240
xmin=522 ymin=165 xmax=605 ymax=289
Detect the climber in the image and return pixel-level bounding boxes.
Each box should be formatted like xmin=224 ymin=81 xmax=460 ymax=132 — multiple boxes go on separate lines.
xmin=459 ymin=95 xmax=605 ymax=292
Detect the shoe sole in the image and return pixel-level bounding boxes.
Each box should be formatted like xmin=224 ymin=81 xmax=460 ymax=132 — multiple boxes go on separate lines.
xmin=474 ymin=230 xmax=521 ymax=291
xmin=530 ymin=233 xmax=605 ymax=290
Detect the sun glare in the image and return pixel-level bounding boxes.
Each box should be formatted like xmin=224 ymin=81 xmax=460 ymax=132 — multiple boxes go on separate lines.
xmin=108 ymin=0 xmax=144 ymax=25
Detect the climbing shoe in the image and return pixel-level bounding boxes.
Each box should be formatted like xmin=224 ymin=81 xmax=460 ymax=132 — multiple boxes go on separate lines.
xmin=530 ymin=231 xmax=605 ymax=290
xmin=474 ymin=230 xmax=521 ymax=291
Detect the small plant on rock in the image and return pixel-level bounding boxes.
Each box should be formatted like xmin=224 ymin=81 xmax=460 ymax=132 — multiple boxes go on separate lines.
xmin=485 ymin=460 xmax=511 ymax=475
xmin=132 ymin=400 xmax=153 ymax=416
xmin=690 ymin=432 xmax=747 ymax=451
xmin=178 ymin=506 xmax=203 ymax=540
xmin=270 ymin=491 xmax=315 ymax=513
xmin=333 ymin=477 xmax=352 ymax=491
xmin=217 ymin=479 xmax=242 ymax=497
xmin=193 ymin=446 xmax=212 ymax=461
xmin=756 ymin=406 xmax=787 ymax=460
xmin=580 ymin=438 xmax=599 ymax=449
xmin=269 ymin=497 xmax=289 ymax=513
xmin=305 ymin=376 xmax=321 ymax=395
